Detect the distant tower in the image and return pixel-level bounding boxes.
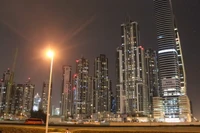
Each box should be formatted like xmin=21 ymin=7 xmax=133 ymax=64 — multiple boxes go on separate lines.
xmin=144 ymin=49 xmax=159 ymax=114
xmin=33 ymin=93 xmax=41 ymax=111
xmin=14 ymin=78 xmax=35 ymax=116
xmin=22 ymin=78 xmax=35 ymax=116
xmin=61 ymin=65 xmax=72 ymax=118
xmin=14 ymin=84 xmax=24 ymax=115
xmin=41 ymin=81 xmax=52 ymax=114
xmin=0 ymin=68 xmax=17 ymax=115
xmin=72 ymin=57 xmax=89 ymax=119
xmin=88 ymin=76 xmax=94 ymax=118
xmin=94 ymin=54 xmax=111 ymax=115
xmin=0 ymin=69 xmax=12 ymax=114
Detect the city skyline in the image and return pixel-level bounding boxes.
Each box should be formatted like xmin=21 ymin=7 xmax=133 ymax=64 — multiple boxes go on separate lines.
xmin=0 ymin=0 xmax=199 ymax=119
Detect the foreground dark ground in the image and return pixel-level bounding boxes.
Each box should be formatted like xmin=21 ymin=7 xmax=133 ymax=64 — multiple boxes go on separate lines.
xmin=1 ymin=124 xmax=200 ymax=133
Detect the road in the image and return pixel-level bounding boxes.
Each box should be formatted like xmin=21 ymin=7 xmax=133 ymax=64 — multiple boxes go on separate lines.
xmin=0 ymin=123 xmax=200 ymax=132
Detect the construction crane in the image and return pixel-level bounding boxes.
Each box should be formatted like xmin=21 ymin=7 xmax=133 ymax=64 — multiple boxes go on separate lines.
xmin=5 ymin=48 xmax=18 ymax=117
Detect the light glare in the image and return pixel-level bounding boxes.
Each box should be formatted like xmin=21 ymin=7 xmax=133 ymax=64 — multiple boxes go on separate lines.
xmin=47 ymin=50 xmax=54 ymax=58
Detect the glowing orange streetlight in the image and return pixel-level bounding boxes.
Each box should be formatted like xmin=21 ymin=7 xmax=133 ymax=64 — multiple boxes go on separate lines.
xmin=47 ymin=50 xmax=54 ymax=58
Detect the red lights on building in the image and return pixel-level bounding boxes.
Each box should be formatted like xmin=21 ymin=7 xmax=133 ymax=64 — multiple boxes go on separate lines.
xmin=139 ymin=46 xmax=144 ymax=50
xmin=73 ymin=74 xmax=77 ymax=78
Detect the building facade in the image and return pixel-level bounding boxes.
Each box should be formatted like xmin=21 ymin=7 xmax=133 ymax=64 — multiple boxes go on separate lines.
xmin=88 ymin=76 xmax=94 ymax=118
xmin=1 ymin=69 xmax=13 ymax=115
xmin=61 ymin=65 xmax=72 ymax=118
xmin=153 ymin=0 xmax=191 ymax=122
xmin=144 ymin=49 xmax=159 ymax=115
xmin=0 ymin=80 xmax=7 ymax=115
xmin=94 ymin=54 xmax=111 ymax=116
xmin=21 ymin=79 xmax=35 ymax=116
xmin=41 ymin=81 xmax=52 ymax=114
xmin=116 ymin=19 xmax=148 ymax=116
xmin=0 ymin=69 xmax=16 ymax=116
xmin=72 ymin=57 xmax=90 ymax=119
xmin=11 ymin=79 xmax=35 ymax=117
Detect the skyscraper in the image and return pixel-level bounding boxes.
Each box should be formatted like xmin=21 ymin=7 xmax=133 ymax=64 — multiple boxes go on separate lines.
xmin=13 ymin=84 xmax=24 ymax=115
xmin=0 ymin=79 xmax=6 ymax=115
xmin=94 ymin=54 xmax=111 ymax=115
xmin=153 ymin=0 xmax=191 ymax=122
xmin=13 ymin=78 xmax=35 ymax=117
xmin=144 ymin=49 xmax=159 ymax=114
xmin=41 ymin=81 xmax=52 ymax=114
xmin=72 ymin=57 xmax=90 ymax=119
xmin=21 ymin=79 xmax=35 ymax=116
xmin=61 ymin=65 xmax=72 ymax=118
xmin=0 ymin=69 xmax=15 ymax=115
xmin=116 ymin=19 xmax=148 ymax=116
xmin=33 ymin=93 xmax=41 ymax=111
xmin=88 ymin=76 xmax=94 ymax=118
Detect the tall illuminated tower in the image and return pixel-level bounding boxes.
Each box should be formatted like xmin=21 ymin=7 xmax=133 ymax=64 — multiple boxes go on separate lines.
xmin=41 ymin=81 xmax=52 ymax=114
xmin=94 ymin=54 xmax=111 ymax=114
xmin=153 ymin=0 xmax=191 ymax=122
xmin=116 ymin=18 xmax=148 ymax=116
xmin=73 ymin=57 xmax=90 ymax=119
xmin=61 ymin=65 xmax=72 ymax=118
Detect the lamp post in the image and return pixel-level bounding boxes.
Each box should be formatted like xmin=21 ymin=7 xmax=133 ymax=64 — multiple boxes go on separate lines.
xmin=45 ymin=50 xmax=54 ymax=133
xmin=149 ymin=114 xmax=152 ymax=126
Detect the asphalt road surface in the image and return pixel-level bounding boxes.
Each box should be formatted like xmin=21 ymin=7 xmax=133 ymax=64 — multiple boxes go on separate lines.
xmin=0 ymin=124 xmax=200 ymax=132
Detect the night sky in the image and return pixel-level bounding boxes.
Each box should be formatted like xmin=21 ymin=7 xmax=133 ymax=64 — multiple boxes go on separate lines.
xmin=0 ymin=0 xmax=199 ymax=119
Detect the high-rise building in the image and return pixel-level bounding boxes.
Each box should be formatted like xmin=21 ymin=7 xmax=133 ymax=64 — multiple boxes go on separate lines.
xmin=13 ymin=84 xmax=24 ymax=115
xmin=153 ymin=0 xmax=191 ymax=122
xmin=61 ymin=65 xmax=72 ymax=118
xmin=94 ymin=54 xmax=111 ymax=115
xmin=116 ymin=19 xmax=148 ymax=116
xmin=0 ymin=69 xmax=15 ymax=115
xmin=0 ymin=80 xmax=6 ymax=115
xmin=88 ymin=76 xmax=94 ymax=117
xmin=33 ymin=93 xmax=41 ymax=111
xmin=41 ymin=81 xmax=52 ymax=114
xmin=2 ymin=69 xmax=12 ymax=115
xmin=21 ymin=79 xmax=35 ymax=116
xmin=0 ymin=70 xmax=35 ymax=118
xmin=13 ymin=78 xmax=35 ymax=117
xmin=72 ymin=57 xmax=90 ymax=119
xmin=144 ymin=49 xmax=159 ymax=114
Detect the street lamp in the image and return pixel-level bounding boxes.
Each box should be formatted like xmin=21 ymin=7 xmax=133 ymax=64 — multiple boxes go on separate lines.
xmin=149 ymin=114 xmax=152 ymax=126
xmin=45 ymin=50 xmax=54 ymax=133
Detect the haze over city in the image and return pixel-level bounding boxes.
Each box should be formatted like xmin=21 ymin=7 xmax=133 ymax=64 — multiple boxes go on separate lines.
xmin=0 ymin=0 xmax=200 ymax=120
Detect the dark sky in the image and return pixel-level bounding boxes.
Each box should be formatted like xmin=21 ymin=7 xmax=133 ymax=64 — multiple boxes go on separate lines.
xmin=0 ymin=0 xmax=199 ymax=119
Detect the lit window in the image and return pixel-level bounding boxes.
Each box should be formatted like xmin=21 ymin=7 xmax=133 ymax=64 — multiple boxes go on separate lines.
xmin=157 ymin=35 xmax=164 ymax=39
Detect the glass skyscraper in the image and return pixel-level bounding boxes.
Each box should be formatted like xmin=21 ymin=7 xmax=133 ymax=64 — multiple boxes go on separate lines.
xmin=153 ymin=0 xmax=191 ymax=122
